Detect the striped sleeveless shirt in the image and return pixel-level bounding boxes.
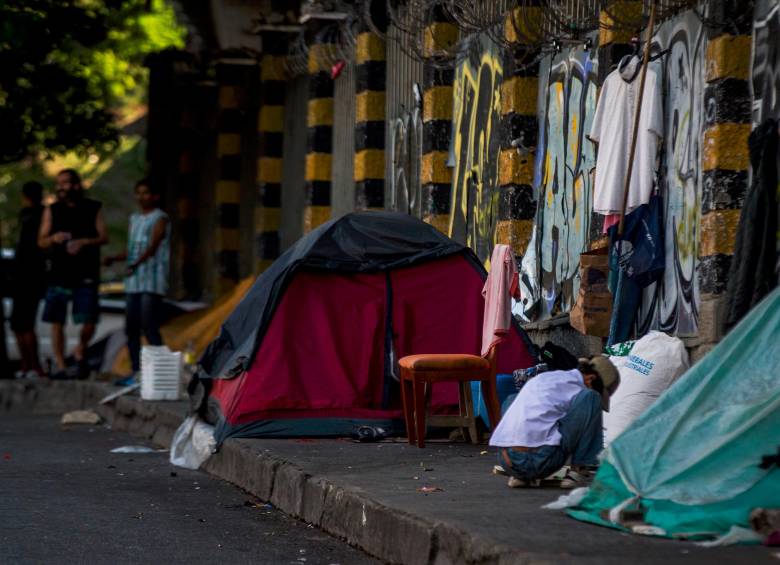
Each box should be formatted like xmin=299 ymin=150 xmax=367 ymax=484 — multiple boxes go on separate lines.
xmin=125 ymin=209 xmax=170 ymax=295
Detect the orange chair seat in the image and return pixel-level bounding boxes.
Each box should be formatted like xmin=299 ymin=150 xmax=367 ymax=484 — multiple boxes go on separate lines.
xmin=399 ymin=354 xmax=490 ymax=372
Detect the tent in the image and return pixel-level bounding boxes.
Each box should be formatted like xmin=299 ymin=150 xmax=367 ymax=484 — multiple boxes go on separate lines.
xmin=194 ymin=212 xmax=536 ymax=443
xmin=569 ymin=287 xmax=780 ymax=541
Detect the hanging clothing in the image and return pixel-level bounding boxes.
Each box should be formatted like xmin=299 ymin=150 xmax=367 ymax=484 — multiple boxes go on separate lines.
xmin=725 ymin=119 xmax=779 ymax=328
xmin=588 ymin=57 xmax=663 ymax=216
xmin=481 ymin=244 xmax=520 ymax=357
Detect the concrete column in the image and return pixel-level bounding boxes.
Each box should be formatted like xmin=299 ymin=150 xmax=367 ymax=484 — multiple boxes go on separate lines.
xmin=697 ymin=32 xmax=753 ymax=347
xmin=421 ymin=7 xmax=457 ymax=233
xmin=496 ymin=6 xmax=543 ymax=257
xmin=303 ymin=39 xmax=335 ymax=233
xmin=354 ymin=28 xmax=386 ymax=211
xmin=256 ymin=34 xmax=287 ymax=273
xmin=214 ymin=63 xmax=246 ymax=295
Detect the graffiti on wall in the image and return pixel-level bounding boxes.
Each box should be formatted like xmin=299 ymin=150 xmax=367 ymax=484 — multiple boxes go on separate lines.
xmin=526 ymin=45 xmax=598 ymax=319
xmin=636 ymin=11 xmax=705 ymax=336
xmin=450 ymin=33 xmax=503 ymax=263
xmin=752 ymin=0 xmax=780 ymax=124
xmin=389 ymin=102 xmax=423 ymax=217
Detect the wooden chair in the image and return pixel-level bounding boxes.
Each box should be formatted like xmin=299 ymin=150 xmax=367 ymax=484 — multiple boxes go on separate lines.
xmin=399 ymin=346 xmax=501 ymax=448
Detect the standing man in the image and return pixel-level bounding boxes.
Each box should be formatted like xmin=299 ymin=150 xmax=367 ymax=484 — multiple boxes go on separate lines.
xmin=11 ymin=181 xmax=47 ymax=378
xmin=38 ymin=169 xmax=107 ymax=379
xmin=105 ymin=179 xmax=170 ymax=383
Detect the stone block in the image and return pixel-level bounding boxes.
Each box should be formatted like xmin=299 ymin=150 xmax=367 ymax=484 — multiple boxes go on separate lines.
xmin=270 ymin=463 xmax=307 ymax=517
xmin=300 ymin=477 xmax=329 ymax=526
xmin=116 ymin=396 xmax=136 ymax=416
xmin=697 ymin=293 xmax=728 ymax=344
xmin=356 ymin=499 xmax=434 ymax=565
xmin=152 ymin=426 xmax=175 ymax=448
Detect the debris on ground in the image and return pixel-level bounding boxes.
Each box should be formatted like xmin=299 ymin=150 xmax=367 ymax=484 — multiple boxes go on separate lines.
xmin=61 ymin=410 xmax=102 ymax=425
xmin=98 ymin=383 xmax=141 ymax=405
xmin=110 ymin=446 xmax=166 ymax=454
xmin=417 ymin=486 xmax=444 ymax=494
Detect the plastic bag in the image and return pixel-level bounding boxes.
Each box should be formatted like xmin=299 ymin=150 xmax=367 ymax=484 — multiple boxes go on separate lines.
xmin=169 ymin=416 xmax=216 ymax=470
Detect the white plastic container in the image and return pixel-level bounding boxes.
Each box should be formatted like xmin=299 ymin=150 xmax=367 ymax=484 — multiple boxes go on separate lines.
xmin=140 ymin=345 xmax=182 ymax=401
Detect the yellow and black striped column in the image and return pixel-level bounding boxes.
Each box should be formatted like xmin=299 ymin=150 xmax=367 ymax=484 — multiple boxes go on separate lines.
xmin=699 ymin=33 xmax=752 ymax=300
xmin=354 ymin=27 xmax=386 ymax=211
xmin=597 ymin=2 xmax=642 ymax=81
xmin=304 ymin=37 xmax=334 ymax=232
xmin=421 ymin=6 xmax=457 ymax=234
xmin=256 ymin=34 xmax=287 ymax=273
xmin=215 ymin=63 xmax=245 ymax=294
xmin=496 ymin=5 xmax=542 ymax=257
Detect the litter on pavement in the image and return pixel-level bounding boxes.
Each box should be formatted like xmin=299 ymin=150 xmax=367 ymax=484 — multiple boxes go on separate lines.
xmin=110 ymin=446 xmax=167 ymax=454
xmin=61 ymin=410 xmax=102 ymax=425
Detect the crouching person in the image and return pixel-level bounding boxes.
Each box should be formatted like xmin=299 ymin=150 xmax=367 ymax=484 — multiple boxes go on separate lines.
xmin=489 ymin=356 xmax=619 ymax=489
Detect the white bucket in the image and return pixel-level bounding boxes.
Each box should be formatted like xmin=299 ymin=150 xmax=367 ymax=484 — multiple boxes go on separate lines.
xmin=140 ymin=346 xmax=182 ymax=401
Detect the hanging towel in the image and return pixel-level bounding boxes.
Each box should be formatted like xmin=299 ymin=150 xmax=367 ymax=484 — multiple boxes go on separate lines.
xmin=481 ymin=244 xmax=521 ymax=357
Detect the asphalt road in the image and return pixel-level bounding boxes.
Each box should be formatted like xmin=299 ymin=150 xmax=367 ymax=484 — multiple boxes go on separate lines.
xmin=0 ymin=415 xmax=379 ymax=565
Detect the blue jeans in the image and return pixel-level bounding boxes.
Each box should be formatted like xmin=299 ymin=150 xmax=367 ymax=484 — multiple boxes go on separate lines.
xmin=500 ymin=389 xmax=603 ymax=481
xmin=126 ymin=293 xmax=164 ymax=372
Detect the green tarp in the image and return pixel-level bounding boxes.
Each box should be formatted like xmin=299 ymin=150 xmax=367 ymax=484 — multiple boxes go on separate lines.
xmin=569 ymin=288 xmax=780 ymax=540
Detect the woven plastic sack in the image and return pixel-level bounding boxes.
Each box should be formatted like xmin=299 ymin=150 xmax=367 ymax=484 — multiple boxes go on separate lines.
xmin=603 ymin=331 xmax=689 ymax=444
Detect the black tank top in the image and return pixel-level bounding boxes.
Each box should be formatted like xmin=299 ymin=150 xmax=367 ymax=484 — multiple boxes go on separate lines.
xmin=49 ymin=198 xmax=102 ymax=287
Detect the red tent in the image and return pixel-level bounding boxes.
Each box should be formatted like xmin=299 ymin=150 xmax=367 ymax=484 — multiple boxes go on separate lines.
xmin=195 ymin=212 xmax=536 ymax=442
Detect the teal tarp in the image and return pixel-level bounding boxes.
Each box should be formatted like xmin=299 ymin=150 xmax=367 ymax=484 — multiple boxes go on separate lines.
xmin=569 ymin=288 xmax=780 ymax=540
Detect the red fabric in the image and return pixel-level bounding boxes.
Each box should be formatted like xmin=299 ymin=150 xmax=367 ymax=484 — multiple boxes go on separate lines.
xmin=214 ymin=255 xmax=536 ymax=426
xmin=228 ymin=271 xmax=387 ymax=424
xmin=602 ymin=213 xmax=620 ymax=233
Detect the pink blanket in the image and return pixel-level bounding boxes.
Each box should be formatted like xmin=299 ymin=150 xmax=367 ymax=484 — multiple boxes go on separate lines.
xmin=481 ymin=244 xmax=520 ymax=357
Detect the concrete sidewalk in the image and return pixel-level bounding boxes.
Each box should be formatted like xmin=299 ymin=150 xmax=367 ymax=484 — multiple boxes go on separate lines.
xmin=1 ymin=380 xmax=775 ymax=564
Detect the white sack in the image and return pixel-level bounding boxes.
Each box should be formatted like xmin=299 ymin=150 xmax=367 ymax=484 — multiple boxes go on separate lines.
xmin=604 ymin=331 xmax=689 ymax=444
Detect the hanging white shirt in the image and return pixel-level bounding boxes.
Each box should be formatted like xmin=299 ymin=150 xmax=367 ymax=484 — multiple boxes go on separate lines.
xmin=588 ymin=57 xmax=663 ymax=215
xmin=489 ymin=369 xmax=587 ymax=448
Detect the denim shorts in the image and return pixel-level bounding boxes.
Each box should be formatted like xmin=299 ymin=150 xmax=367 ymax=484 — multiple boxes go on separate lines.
xmin=42 ymin=286 xmax=100 ymax=325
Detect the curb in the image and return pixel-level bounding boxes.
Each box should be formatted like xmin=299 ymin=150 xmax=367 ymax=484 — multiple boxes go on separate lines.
xmin=0 ymin=381 xmax=539 ymax=565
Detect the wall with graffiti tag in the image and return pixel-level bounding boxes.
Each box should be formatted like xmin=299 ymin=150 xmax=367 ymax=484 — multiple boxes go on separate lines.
xmin=636 ymin=11 xmax=705 ymax=337
xmin=449 ymin=33 xmax=504 ymax=263
xmin=529 ymin=44 xmax=599 ymax=320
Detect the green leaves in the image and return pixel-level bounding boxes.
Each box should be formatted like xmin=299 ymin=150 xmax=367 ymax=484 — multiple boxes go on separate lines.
xmin=0 ymin=0 xmax=185 ymax=164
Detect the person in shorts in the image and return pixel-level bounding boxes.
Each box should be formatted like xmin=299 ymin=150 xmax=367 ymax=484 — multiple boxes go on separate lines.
xmin=38 ymin=169 xmax=108 ymax=378
xmin=11 ymin=181 xmax=47 ymax=378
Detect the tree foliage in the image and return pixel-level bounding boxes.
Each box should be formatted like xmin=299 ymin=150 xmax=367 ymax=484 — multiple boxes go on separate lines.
xmin=0 ymin=0 xmax=185 ymax=164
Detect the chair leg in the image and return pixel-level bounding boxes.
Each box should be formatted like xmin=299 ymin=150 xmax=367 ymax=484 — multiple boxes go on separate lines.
xmin=482 ymin=377 xmax=502 ymax=432
xmin=460 ymin=381 xmax=479 ymax=444
xmin=400 ymin=373 xmax=416 ymax=445
xmin=413 ymin=379 xmax=427 ymax=448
